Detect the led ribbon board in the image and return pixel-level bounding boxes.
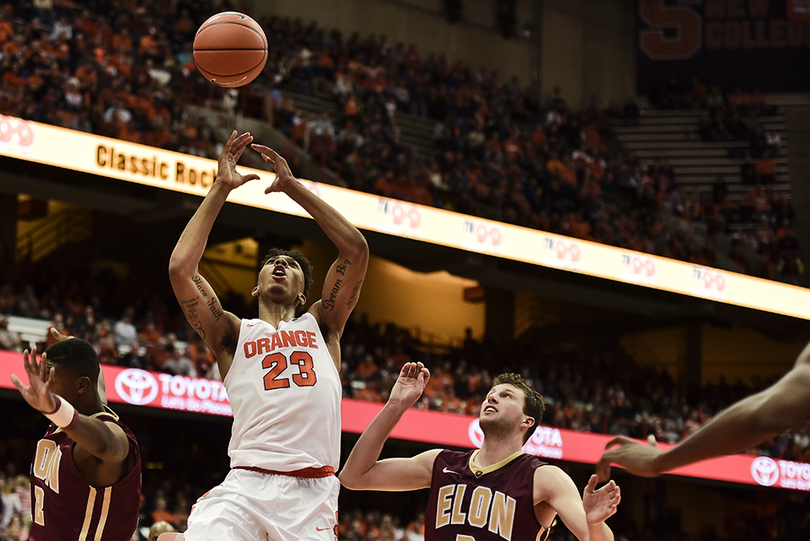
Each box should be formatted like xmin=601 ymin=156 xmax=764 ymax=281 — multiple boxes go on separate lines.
xmin=1 ymin=115 xmax=808 ymax=318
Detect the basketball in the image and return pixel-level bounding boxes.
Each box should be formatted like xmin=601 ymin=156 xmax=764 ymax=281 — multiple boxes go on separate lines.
xmin=193 ymin=12 xmax=268 ymax=88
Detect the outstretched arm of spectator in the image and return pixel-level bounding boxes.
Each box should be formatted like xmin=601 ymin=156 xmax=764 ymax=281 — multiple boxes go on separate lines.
xmin=169 ymin=131 xmax=257 ymax=377
xmin=340 ymin=362 xmax=437 ymax=491
xmin=597 ymin=341 xmax=810 ymax=482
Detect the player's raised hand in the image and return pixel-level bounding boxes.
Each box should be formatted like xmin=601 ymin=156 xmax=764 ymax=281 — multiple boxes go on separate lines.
xmin=11 ymin=350 xmax=58 ymax=414
xmin=217 ymin=131 xmax=260 ymax=190
xmin=596 ymin=435 xmax=663 ymax=483
xmin=582 ymin=474 xmax=620 ymax=524
xmin=388 ymin=362 xmax=430 ymax=409
xmin=249 ymin=144 xmax=296 ymax=194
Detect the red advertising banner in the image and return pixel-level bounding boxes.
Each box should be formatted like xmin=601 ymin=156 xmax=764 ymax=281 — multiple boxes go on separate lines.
xmin=3 ymin=351 xmax=808 ymax=491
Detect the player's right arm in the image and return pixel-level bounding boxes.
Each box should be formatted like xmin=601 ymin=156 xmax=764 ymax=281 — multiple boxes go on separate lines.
xmin=340 ymin=362 xmax=438 ymax=491
xmin=169 ymin=131 xmax=258 ymax=378
xmin=597 ymin=341 xmax=810 ymax=481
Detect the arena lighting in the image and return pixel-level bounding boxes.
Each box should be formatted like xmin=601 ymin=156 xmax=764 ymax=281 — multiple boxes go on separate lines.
xmin=1 ymin=115 xmax=810 ymax=319
xmin=3 ymin=354 xmax=808 ymax=491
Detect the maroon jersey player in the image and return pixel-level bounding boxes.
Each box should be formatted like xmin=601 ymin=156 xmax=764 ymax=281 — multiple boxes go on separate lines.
xmin=11 ymin=337 xmax=141 ymax=541
xmin=340 ymin=364 xmax=620 ymax=541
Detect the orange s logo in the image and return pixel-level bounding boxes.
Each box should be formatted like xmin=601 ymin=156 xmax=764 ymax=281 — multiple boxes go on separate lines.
xmin=639 ymin=0 xmax=702 ymax=59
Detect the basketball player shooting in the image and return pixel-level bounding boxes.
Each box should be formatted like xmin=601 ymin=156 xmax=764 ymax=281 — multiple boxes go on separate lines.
xmin=167 ymin=131 xmax=368 ymax=541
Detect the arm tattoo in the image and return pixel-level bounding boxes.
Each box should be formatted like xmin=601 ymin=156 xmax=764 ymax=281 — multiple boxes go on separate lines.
xmin=207 ymin=297 xmax=223 ymax=320
xmin=179 ymin=298 xmax=206 ymax=339
xmin=335 ymin=259 xmax=351 ymax=276
xmin=346 ymin=281 xmax=363 ymax=308
xmin=322 ymin=279 xmax=343 ymax=310
xmin=192 ymin=274 xmax=208 ymax=297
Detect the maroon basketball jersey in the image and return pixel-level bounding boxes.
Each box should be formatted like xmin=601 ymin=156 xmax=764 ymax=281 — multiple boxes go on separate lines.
xmin=425 ymin=449 xmax=549 ymax=541
xmin=28 ymin=408 xmax=141 ymax=541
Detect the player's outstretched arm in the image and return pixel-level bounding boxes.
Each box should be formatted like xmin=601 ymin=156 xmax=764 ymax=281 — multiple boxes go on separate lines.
xmin=169 ymin=131 xmax=255 ymax=373
xmin=535 ymin=468 xmax=618 ymax=541
xmin=340 ymin=362 xmax=437 ymax=491
xmin=251 ymin=145 xmax=369 ymax=340
xmin=597 ymin=343 xmax=810 ymax=482
xmin=11 ymin=350 xmax=130 ymax=486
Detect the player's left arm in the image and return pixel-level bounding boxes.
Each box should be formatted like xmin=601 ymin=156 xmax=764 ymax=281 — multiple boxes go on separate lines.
xmin=535 ymin=467 xmax=618 ymax=541
xmin=252 ymin=145 xmax=369 ymax=360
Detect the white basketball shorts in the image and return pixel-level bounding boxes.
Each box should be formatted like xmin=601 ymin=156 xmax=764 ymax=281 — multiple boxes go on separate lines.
xmin=183 ymin=468 xmax=339 ymax=541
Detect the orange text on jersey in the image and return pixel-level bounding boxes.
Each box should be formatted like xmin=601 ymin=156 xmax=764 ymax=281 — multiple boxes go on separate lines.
xmin=243 ymin=330 xmax=319 ymax=358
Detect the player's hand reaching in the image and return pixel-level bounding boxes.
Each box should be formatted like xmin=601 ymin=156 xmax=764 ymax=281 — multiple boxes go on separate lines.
xmin=596 ymin=435 xmax=663 ymax=483
xmin=582 ymin=475 xmax=620 ymax=524
xmin=388 ymin=362 xmax=430 ymax=410
xmin=216 ymin=131 xmax=260 ymax=190
xmin=11 ymin=350 xmax=58 ymax=414
xmin=250 ymin=144 xmax=296 ymax=194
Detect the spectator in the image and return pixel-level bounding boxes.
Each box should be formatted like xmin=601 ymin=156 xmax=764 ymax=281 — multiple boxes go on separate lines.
xmin=740 ymin=151 xmax=757 ymax=184
xmin=113 ymin=306 xmax=139 ymax=355
xmin=0 ymin=316 xmax=21 ymax=351
xmin=0 ymin=474 xmax=22 ymax=531
xmin=12 ymin=476 xmax=30 ymax=531
xmin=161 ymin=343 xmax=197 ymax=377
xmin=756 ymin=150 xmax=777 ymax=184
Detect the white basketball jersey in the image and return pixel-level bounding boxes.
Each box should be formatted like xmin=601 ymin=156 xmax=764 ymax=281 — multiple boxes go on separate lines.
xmin=225 ymin=314 xmax=341 ymax=471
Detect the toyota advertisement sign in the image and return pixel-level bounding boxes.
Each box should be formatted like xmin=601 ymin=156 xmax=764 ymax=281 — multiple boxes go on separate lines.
xmin=2 ymin=350 xmax=809 ymax=491
xmin=1 ymin=352 xmax=233 ymax=417
xmin=112 ymin=367 xmax=233 ymax=416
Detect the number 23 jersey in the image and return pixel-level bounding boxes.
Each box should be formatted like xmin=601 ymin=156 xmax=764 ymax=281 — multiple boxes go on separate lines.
xmin=226 ymin=314 xmax=341 ymax=471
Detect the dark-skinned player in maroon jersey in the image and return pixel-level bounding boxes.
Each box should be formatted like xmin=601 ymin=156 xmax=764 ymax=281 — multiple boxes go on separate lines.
xmin=340 ymin=363 xmax=620 ymax=541
xmin=11 ymin=336 xmax=141 ymax=541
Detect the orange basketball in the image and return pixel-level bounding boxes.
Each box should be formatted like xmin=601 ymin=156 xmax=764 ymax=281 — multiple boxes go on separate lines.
xmin=193 ymin=12 xmax=268 ymax=88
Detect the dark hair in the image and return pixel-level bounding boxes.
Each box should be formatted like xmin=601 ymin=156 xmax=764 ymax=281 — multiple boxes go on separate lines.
xmin=260 ymin=248 xmax=313 ymax=315
xmin=492 ymin=373 xmax=545 ymax=443
xmin=44 ymin=338 xmax=100 ymax=384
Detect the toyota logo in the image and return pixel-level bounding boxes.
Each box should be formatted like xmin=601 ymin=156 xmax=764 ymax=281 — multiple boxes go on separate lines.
xmin=115 ymin=369 xmax=159 ymax=405
xmin=751 ymin=457 xmax=779 ymax=487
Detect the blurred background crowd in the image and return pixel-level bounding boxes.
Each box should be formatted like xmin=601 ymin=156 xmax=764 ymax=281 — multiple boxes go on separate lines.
xmin=1 ymin=1 xmax=809 ymax=540
xmin=0 ymin=0 xmax=800 ymax=284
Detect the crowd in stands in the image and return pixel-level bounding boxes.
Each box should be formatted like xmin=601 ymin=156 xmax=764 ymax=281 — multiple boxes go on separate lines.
xmin=647 ymin=78 xmax=800 ymax=282
xmin=1 ymin=263 xmax=809 ymax=465
xmin=257 ymin=16 xmax=804 ymax=284
xmin=0 ymin=470 xmax=30 ymax=541
xmin=0 ymin=0 xmax=800 ymax=283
